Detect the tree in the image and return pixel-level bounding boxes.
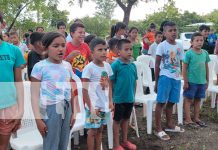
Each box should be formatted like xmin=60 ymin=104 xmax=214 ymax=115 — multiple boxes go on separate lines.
xmin=205 ymin=9 xmax=218 ymax=32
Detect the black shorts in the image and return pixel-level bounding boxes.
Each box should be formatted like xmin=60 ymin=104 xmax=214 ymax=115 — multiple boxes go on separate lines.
xmin=113 ymin=103 xmax=134 ymax=122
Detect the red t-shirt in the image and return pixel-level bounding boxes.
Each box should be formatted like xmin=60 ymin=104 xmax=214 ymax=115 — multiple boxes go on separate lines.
xmin=64 ymin=42 xmax=91 ymax=77
xmin=143 ymin=32 xmax=155 ymax=50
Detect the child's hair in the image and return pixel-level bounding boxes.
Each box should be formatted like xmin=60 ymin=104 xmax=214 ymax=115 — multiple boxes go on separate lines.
xmin=30 ymin=32 xmax=45 ymax=45
xmin=108 ymin=38 xmax=119 ymax=50
xmin=199 ymin=25 xmax=210 ymax=32
xmin=57 ymin=21 xmax=66 ymax=29
xmin=117 ymin=39 xmax=131 ymax=50
xmin=89 ymin=38 xmax=106 ymax=52
xmin=4 ymin=32 xmax=9 ymax=37
xmin=23 ymin=33 xmax=29 ymax=38
xmin=128 ymin=27 xmax=138 ymax=33
xmin=84 ymin=34 xmax=96 ymax=45
xmin=9 ymin=31 xmax=19 ymax=37
xmin=36 ymin=26 xmax=44 ymax=31
xmin=74 ymin=18 xmax=83 ymax=24
xmin=191 ymin=32 xmax=203 ymax=42
xmin=42 ymin=32 xmax=65 ymax=48
xmin=155 ymin=31 xmax=162 ymax=37
xmin=150 ymin=23 xmax=156 ymax=29
xmin=160 ymin=20 xmax=169 ymax=32
xmin=28 ymin=29 xmax=33 ymax=33
xmin=110 ymin=22 xmax=126 ymax=38
xmin=69 ymin=23 xmax=85 ymax=33
xmin=163 ymin=21 xmax=176 ymax=31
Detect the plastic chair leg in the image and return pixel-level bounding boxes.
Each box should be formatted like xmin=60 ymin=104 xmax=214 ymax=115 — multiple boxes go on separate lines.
xmin=143 ymin=103 xmax=147 ymax=117
xmin=106 ymin=112 xmax=113 ymax=149
xmin=132 ymin=107 xmax=140 ymax=137
xmin=211 ymin=92 xmax=216 ymax=108
xmin=147 ymin=101 xmax=153 ymax=134
xmin=67 ymin=135 xmax=71 ymax=150
xmin=177 ymin=94 xmax=183 ymax=125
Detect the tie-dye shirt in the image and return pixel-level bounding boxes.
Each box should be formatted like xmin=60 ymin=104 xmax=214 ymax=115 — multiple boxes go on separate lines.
xmin=31 ymin=59 xmax=73 ymax=105
xmin=156 ymin=40 xmax=184 ymax=80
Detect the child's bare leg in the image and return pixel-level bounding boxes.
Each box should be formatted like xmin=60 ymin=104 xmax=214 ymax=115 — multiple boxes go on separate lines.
xmin=193 ymin=98 xmax=201 ymax=122
xmin=0 ymin=134 xmax=11 ymax=150
xmin=184 ymin=97 xmax=193 ymax=123
xmin=113 ymin=120 xmax=120 ymax=148
xmin=87 ymin=129 xmax=97 ymax=150
xmin=166 ymin=102 xmax=175 ymax=128
xmin=155 ymin=103 xmax=165 ymax=132
xmin=121 ymin=119 xmax=129 ymax=143
xmin=95 ymin=126 xmax=104 ymax=150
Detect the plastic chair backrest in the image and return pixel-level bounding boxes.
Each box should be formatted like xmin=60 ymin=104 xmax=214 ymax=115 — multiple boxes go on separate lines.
xmin=208 ymin=60 xmax=215 ymax=85
xmin=137 ymin=55 xmax=152 ymax=67
xmin=142 ymin=65 xmax=155 ymax=94
xmin=134 ymin=61 xmax=144 ymax=97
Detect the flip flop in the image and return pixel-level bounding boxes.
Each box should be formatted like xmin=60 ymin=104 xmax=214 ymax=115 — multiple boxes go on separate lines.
xmin=195 ymin=121 xmax=207 ymax=127
xmin=165 ymin=126 xmax=185 ymax=133
xmin=184 ymin=122 xmax=199 ymax=128
xmin=154 ymin=131 xmax=170 ymax=141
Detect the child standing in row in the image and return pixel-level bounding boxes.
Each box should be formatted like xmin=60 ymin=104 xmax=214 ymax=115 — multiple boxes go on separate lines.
xmin=155 ymin=22 xmax=184 ymax=141
xmin=82 ymin=38 xmax=113 ymax=150
xmin=31 ymin=32 xmax=75 ymax=150
xmin=110 ymin=22 xmax=126 ymax=40
xmin=107 ymin=38 xmax=119 ymax=64
xmin=110 ymin=39 xmax=137 ymax=150
xmin=183 ymin=32 xmax=210 ymax=127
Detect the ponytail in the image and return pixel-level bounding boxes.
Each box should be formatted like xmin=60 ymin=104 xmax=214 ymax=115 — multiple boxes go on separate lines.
xmin=110 ymin=25 xmax=116 ymax=38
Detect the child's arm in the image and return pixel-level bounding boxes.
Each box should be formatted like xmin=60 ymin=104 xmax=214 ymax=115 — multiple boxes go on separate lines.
xmin=205 ymin=63 xmax=209 ymax=89
xmin=70 ymin=78 xmax=75 ymax=128
xmin=154 ymin=55 xmax=161 ymax=93
xmin=65 ymin=50 xmax=80 ymax=62
xmin=108 ymin=79 xmax=114 ymax=111
xmin=106 ymin=58 xmax=114 ymax=64
xmin=82 ymin=78 xmax=94 ymax=112
xmin=182 ymin=63 xmax=189 ymax=90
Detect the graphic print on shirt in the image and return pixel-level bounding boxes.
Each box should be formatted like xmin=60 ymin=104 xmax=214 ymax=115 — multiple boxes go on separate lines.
xmin=71 ymin=54 xmax=86 ymax=72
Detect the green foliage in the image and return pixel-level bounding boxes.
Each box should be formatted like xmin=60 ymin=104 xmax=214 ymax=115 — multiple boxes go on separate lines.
xmin=205 ymin=9 xmax=218 ymax=32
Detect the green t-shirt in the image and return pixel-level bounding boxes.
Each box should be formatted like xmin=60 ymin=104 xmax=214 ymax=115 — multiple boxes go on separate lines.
xmin=132 ymin=42 xmax=141 ymax=60
xmin=0 ymin=41 xmax=26 ymax=109
xmin=110 ymin=59 xmax=138 ymax=103
xmin=183 ymin=49 xmax=210 ymax=84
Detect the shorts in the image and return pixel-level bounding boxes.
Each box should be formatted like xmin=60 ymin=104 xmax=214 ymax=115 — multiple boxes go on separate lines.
xmin=85 ymin=108 xmax=106 ymax=129
xmin=183 ymin=82 xmax=206 ymax=99
xmin=156 ymin=75 xmax=181 ymax=103
xmin=0 ymin=104 xmax=18 ymax=135
xmin=113 ymin=103 xmax=133 ymax=122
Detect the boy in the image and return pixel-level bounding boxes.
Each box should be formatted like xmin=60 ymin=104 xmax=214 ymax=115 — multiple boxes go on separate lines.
xmin=199 ymin=25 xmax=214 ymax=54
xmin=82 ymin=38 xmax=113 ymax=150
xmin=154 ymin=22 xmax=185 ymax=141
xmin=106 ymin=38 xmax=119 ymax=64
xmin=57 ymin=21 xmax=67 ymax=37
xmin=64 ymin=23 xmax=92 ymax=78
xmin=110 ymin=39 xmax=137 ymax=150
xmin=35 ymin=26 xmax=44 ymax=33
xmin=10 ymin=31 xmax=28 ymax=55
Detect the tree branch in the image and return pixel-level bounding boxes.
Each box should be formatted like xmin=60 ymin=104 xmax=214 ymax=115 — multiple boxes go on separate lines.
xmin=116 ymin=0 xmax=126 ymax=11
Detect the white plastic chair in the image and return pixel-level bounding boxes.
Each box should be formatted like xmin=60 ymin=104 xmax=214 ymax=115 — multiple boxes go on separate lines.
xmin=10 ymin=81 xmax=43 ymax=150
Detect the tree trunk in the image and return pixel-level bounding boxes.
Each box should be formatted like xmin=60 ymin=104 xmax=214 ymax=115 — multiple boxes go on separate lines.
xmin=123 ymin=5 xmax=132 ymax=25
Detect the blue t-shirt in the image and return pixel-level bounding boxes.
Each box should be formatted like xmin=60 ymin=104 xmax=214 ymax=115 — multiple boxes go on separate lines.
xmin=110 ymin=59 xmax=138 ymax=103
xmin=0 ymin=41 xmax=26 ymax=109
xmin=208 ymin=34 xmax=217 ymax=47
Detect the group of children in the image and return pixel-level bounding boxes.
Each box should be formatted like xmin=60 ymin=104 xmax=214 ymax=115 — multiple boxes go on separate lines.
xmin=1 ymin=9 xmax=218 ymax=150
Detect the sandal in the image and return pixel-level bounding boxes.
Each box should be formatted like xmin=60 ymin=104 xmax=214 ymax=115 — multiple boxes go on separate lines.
xmin=184 ymin=122 xmax=199 ymax=128
xmin=165 ymin=126 xmax=185 ymax=133
xmin=195 ymin=121 xmax=207 ymax=127
xmin=121 ymin=141 xmax=137 ymax=150
xmin=154 ymin=131 xmax=170 ymax=141
xmin=113 ymin=145 xmax=124 ymax=150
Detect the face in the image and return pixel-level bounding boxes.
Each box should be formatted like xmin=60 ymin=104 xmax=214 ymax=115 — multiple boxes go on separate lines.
xmin=58 ymin=25 xmax=66 ymax=34
xmin=36 ymin=28 xmax=44 ymax=33
xmin=164 ymin=26 xmax=177 ymax=42
xmin=71 ymin=27 xmax=85 ymax=43
xmin=150 ymin=28 xmax=156 ymax=33
xmin=92 ymin=44 xmax=107 ymax=62
xmin=129 ymin=29 xmax=138 ymax=39
xmin=3 ymin=33 xmax=9 ymax=42
xmin=10 ymin=34 xmax=19 ymax=45
xmin=47 ymin=36 xmax=66 ymax=63
xmin=119 ymin=43 xmax=132 ymax=60
xmin=191 ymin=36 xmax=204 ymax=50
xmin=201 ymin=29 xmax=209 ymax=38
xmin=156 ymin=34 xmax=163 ymax=44
xmin=117 ymin=28 xmax=125 ymax=36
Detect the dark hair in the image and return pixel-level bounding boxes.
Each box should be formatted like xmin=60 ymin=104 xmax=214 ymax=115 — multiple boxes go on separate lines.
xmin=199 ymin=25 xmax=210 ymax=32
xmin=4 ymin=32 xmax=9 ymax=37
xmin=108 ymin=38 xmax=119 ymax=49
xmin=128 ymin=27 xmax=138 ymax=33
xmin=23 ymin=33 xmax=29 ymax=38
xmin=74 ymin=18 xmax=83 ymax=23
xmin=69 ymin=23 xmax=85 ymax=33
xmin=160 ymin=20 xmax=169 ymax=32
xmin=57 ymin=21 xmax=66 ymax=29
xmin=84 ymin=34 xmax=96 ymax=45
xmin=0 ymin=12 xmax=3 ymax=23
xmin=42 ymin=32 xmax=65 ymax=48
xmin=150 ymin=23 xmax=156 ymax=29
xmin=9 ymin=31 xmax=19 ymax=36
xmin=36 ymin=26 xmax=44 ymax=32
xmin=30 ymin=32 xmax=45 ymax=45
xmin=28 ymin=29 xmax=33 ymax=33
xmin=155 ymin=31 xmax=163 ymax=37
xmin=89 ymin=38 xmax=106 ymax=51
xmin=191 ymin=32 xmax=203 ymax=42
xmin=110 ymin=22 xmax=126 ymax=38
xmin=163 ymin=21 xmax=176 ymax=31
xmin=117 ymin=39 xmax=131 ymax=50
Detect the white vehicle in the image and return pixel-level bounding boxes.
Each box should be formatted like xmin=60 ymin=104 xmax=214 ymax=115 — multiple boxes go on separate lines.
xmin=176 ymin=32 xmax=194 ymax=50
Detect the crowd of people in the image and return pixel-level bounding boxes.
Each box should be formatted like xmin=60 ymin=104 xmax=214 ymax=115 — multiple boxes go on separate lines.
xmin=0 ymin=11 xmax=218 ymax=150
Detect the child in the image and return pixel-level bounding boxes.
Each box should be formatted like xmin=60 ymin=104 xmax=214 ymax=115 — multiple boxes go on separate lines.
xmin=199 ymin=25 xmax=214 ymax=54
xmin=183 ymin=32 xmax=210 ymax=127
xmin=82 ymin=38 xmax=113 ymax=150
xmin=154 ymin=21 xmax=185 ymax=141
xmin=2 ymin=32 xmax=10 ymax=42
xmin=31 ymin=32 xmax=75 ymax=150
xmin=57 ymin=21 xmax=67 ymax=37
xmin=64 ymin=23 xmax=92 ymax=78
xmin=36 ymin=26 xmax=44 ymax=33
xmin=127 ymin=27 xmax=142 ymax=60
xmin=10 ymin=31 xmax=28 ymax=55
xmin=106 ymin=38 xmax=119 ymax=64
xmin=0 ymin=12 xmax=25 ymax=150
xmin=110 ymin=39 xmax=137 ymax=150
xmin=84 ymin=34 xmax=96 ymax=46
xmin=27 ymin=32 xmax=46 ymax=79
xmin=110 ymin=22 xmax=126 ymax=40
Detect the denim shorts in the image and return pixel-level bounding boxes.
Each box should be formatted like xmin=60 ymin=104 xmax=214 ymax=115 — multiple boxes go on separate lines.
xmin=183 ymin=82 xmax=206 ymax=99
xmin=156 ymin=75 xmax=181 ymax=103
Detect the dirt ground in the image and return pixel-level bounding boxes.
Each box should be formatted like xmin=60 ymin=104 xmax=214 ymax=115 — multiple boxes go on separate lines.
xmin=72 ymin=99 xmax=218 ymax=150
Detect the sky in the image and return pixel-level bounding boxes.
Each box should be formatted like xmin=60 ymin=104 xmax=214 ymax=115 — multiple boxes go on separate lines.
xmin=58 ymin=0 xmax=218 ymax=22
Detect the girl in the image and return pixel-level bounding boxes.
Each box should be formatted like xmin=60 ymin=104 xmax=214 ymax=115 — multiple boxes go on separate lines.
xmin=0 ymin=12 xmax=25 ymax=150
xmin=110 ymin=22 xmax=126 ymax=40
xmin=31 ymin=32 xmax=75 ymax=150
xmin=127 ymin=27 xmax=142 ymax=60
xmin=183 ymin=32 xmax=210 ymax=127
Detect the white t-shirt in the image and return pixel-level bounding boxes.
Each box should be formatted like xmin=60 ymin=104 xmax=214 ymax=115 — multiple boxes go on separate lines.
xmin=156 ymin=40 xmax=184 ymax=80
xmin=148 ymin=42 xmax=158 ymax=68
xmin=215 ymin=56 xmax=218 ymax=75
xmin=82 ymin=62 xmax=113 ymax=112
xmin=18 ymin=42 xmax=28 ymax=55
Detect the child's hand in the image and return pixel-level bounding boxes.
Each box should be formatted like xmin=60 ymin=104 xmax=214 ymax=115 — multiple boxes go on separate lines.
xmin=109 ymin=102 xmax=114 ymax=111
xmin=36 ymin=119 xmax=48 ymax=137
xmin=100 ymin=77 xmax=109 ymax=90
xmin=68 ymin=50 xmax=80 ymax=59
xmin=154 ymin=83 xmax=158 ymax=93
xmin=183 ymin=82 xmax=189 ymax=90
xmin=70 ymin=114 xmax=75 ymax=129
